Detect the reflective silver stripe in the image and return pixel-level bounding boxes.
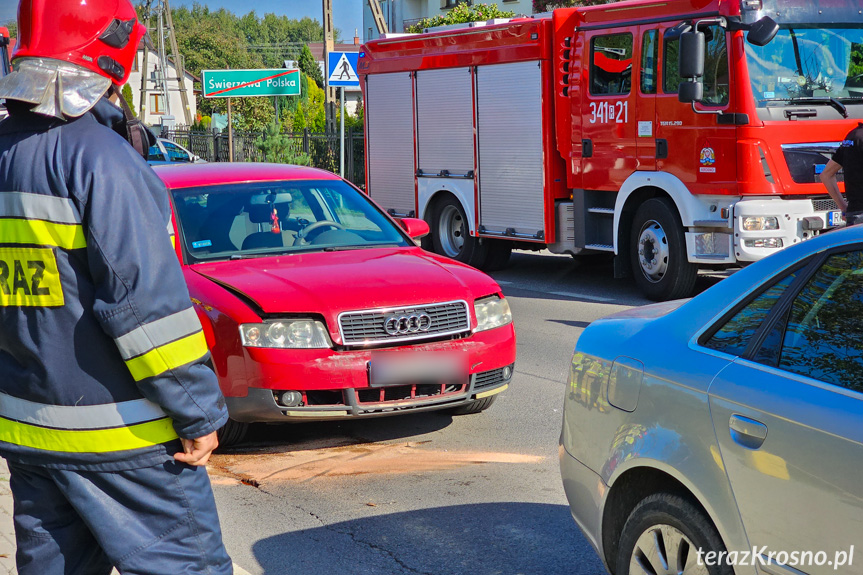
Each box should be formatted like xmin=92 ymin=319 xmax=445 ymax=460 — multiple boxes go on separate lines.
xmin=0 ymin=394 xmax=168 ymax=430
xmin=167 ymin=221 xmax=175 ymax=236
xmin=114 ymin=307 xmax=202 ymax=360
xmin=0 ymin=192 xmax=81 ymax=224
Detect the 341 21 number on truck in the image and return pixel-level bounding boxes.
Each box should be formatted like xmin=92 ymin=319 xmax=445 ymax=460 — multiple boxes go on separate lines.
xmin=359 ymin=0 xmax=863 ymax=300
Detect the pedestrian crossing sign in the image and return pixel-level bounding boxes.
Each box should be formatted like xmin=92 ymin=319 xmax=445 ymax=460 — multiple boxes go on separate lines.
xmin=327 ymin=52 xmax=360 ymax=87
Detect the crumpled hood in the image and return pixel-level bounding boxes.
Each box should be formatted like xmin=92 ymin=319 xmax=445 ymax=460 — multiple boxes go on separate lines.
xmin=191 ymin=247 xmax=500 ymax=316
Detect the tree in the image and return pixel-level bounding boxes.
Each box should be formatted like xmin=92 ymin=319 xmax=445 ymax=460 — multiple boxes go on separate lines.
xmin=298 ymin=44 xmax=323 ymax=89
xmin=4 ymin=21 xmax=16 ymax=38
xmin=121 ymin=84 xmax=137 ymax=117
xmin=407 ymin=3 xmax=515 ymax=33
xmin=255 ymin=120 xmax=311 ymax=165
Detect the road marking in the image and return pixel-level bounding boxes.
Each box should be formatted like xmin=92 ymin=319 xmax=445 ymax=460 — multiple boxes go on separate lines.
xmin=496 ymin=280 xmax=512 ymax=285
xmin=233 ymin=563 xmax=254 ymax=575
xmin=549 ymin=291 xmax=615 ymax=302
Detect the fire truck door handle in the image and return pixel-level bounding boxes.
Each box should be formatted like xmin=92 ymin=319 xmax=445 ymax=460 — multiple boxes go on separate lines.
xmin=582 ymin=139 xmax=593 ymax=158
xmin=656 ymin=139 xmax=668 ymax=159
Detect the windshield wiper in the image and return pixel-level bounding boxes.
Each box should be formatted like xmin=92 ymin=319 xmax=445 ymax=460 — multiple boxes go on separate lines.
xmin=322 ymin=243 xmax=400 ymax=252
xmin=764 ymin=97 xmax=848 ymax=118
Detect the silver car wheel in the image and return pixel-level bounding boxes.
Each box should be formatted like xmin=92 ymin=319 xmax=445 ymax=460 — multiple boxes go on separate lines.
xmin=629 ymin=524 xmax=709 ymax=575
xmin=637 ymin=219 xmax=670 ymax=284
xmin=437 ymin=204 xmax=465 ymax=257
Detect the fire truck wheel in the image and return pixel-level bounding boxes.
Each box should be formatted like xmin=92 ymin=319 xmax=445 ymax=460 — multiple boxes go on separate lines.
xmin=431 ymin=196 xmax=489 ymax=267
xmin=216 ymin=418 xmax=249 ymax=448
xmin=630 ymin=198 xmax=697 ymax=301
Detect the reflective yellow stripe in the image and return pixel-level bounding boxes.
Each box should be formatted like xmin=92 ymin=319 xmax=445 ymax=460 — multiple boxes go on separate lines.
xmin=125 ymin=331 xmax=208 ymax=381
xmin=0 ymin=416 xmax=178 ymax=453
xmin=0 ymin=219 xmax=86 ymax=249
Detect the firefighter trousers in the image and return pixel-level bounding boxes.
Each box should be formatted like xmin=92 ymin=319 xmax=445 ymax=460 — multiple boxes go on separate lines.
xmin=8 ymin=459 xmax=233 ymax=575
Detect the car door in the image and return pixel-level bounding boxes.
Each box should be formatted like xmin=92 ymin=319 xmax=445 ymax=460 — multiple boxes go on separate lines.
xmin=704 ymin=248 xmax=863 ymax=575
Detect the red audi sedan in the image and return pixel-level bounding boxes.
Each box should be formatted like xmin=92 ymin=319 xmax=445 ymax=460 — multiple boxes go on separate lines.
xmin=155 ymin=163 xmax=516 ymax=445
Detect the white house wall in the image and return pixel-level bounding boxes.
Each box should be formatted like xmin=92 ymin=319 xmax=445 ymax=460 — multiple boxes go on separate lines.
xmin=126 ymin=50 xmax=197 ymax=128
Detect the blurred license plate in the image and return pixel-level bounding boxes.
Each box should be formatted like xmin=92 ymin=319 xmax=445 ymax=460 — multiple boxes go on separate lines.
xmin=369 ymin=351 xmax=467 ymax=387
xmin=828 ymin=211 xmax=845 ymax=227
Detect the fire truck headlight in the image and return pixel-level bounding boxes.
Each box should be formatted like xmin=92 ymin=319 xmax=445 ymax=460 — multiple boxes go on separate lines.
xmin=474 ymin=296 xmax=513 ymax=332
xmin=743 ymin=238 xmax=784 ymax=249
xmin=742 ymin=216 xmax=780 ymax=231
xmin=240 ymin=320 xmax=331 ymax=349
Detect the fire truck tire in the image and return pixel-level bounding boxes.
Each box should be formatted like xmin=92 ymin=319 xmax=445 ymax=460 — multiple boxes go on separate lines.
xmin=216 ymin=418 xmax=249 ymax=448
xmin=449 ymin=395 xmax=497 ymax=415
xmin=481 ymin=240 xmax=512 ymax=271
xmin=431 ymin=196 xmax=489 ymax=268
xmin=630 ymin=198 xmax=697 ymax=301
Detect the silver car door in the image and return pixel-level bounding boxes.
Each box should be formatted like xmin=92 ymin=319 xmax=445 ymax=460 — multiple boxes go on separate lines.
xmin=707 ymin=248 xmax=863 ymax=575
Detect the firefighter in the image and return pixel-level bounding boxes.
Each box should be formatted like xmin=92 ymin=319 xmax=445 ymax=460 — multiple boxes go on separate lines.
xmin=0 ymin=1 xmax=233 ymax=573
xmin=821 ymin=123 xmax=863 ymax=226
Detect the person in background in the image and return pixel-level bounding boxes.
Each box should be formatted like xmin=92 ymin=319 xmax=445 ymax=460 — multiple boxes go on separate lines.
xmin=821 ymin=123 xmax=863 ymax=226
xmin=0 ymin=0 xmax=233 ymax=573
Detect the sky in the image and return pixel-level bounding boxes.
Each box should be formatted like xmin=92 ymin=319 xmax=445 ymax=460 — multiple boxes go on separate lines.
xmin=0 ymin=1 xmax=363 ymax=42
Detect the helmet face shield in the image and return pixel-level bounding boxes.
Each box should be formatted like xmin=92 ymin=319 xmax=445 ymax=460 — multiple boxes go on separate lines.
xmin=13 ymin=0 xmax=146 ymax=85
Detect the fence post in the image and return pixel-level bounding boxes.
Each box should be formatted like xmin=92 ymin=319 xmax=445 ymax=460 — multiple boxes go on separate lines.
xmin=347 ymin=127 xmax=354 ymax=184
xmin=303 ymin=128 xmax=310 ymax=155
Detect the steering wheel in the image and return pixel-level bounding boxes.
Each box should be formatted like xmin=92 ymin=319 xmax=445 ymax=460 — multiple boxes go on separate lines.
xmin=295 ymin=220 xmax=347 ymax=245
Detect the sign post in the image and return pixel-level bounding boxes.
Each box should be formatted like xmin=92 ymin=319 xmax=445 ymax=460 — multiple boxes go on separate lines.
xmin=327 ymin=52 xmax=360 ymax=178
xmin=202 ymin=68 xmax=302 ymax=163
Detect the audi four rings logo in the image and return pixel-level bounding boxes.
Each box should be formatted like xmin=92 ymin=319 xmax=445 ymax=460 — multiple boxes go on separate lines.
xmin=384 ymin=314 xmax=432 ymax=335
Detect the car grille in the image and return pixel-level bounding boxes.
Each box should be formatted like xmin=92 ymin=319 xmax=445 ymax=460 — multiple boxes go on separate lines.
xmin=338 ymin=301 xmax=470 ymax=346
xmin=473 ymin=364 xmax=514 ymax=390
xmin=813 ymin=198 xmax=839 ymax=212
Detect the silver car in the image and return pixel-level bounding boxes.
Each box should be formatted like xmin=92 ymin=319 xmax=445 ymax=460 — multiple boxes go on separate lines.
xmin=560 ymin=225 xmax=863 ymax=575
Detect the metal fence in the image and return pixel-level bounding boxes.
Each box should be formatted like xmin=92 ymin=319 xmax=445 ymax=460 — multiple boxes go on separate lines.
xmin=161 ymin=127 xmax=366 ymax=188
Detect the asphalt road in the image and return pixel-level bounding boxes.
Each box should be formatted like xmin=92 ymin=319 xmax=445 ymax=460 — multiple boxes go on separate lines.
xmin=209 ymin=251 xmax=728 ymax=575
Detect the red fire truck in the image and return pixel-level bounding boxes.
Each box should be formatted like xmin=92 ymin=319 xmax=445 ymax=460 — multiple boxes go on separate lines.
xmin=359 ymin=0 xmax=863 ymax=300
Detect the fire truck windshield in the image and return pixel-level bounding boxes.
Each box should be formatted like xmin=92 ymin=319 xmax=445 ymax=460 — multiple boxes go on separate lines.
xmin=745 ymin=26 xmax=863 ymax=109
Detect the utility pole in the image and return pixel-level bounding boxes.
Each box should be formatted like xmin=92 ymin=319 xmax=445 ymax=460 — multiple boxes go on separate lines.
xmin=322 ymin=0 xmax=336 ymax=132
xmin=163 ymin=0 xmax=193 ymax=125
xmin=138 ymin=0 xmax=153 ymax=121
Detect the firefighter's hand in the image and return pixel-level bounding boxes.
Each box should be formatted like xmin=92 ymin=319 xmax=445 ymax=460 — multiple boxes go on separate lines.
xmin=174 ymin=431 xmax=219 ymax=466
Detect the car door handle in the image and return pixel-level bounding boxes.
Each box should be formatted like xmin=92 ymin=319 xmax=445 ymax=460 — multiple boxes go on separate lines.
xmin=729 ymin=414 xmax=768 ymax=450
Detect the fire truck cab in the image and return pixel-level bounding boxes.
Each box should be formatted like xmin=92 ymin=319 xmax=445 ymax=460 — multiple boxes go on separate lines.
xmin=360 ymin=0 xmax=863 ymax=300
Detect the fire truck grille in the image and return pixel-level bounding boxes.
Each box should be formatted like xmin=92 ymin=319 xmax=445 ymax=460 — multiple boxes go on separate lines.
xmin=813 ymin=198 xmax=840 ymax=212
xmin=338 ymin=301 xmax=470 ymax=345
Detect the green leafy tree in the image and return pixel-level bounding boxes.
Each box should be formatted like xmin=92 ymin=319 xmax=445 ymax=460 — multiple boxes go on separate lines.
xmin=407 ymin=3 xmax=515 ymax=33
xmin=298 ymin=44 xmax=324 ymax=89
xmin=4 ymin=21 xmax=16 ymax=38
xmin=121 ymin=83 xmax=137 ymax=117
xmin=255 ymin=120 xmax=311 ymax=165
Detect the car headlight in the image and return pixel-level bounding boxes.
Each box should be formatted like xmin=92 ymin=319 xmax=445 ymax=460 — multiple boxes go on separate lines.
xmin=239 ymin=320 xmax=331 ymax=349
xmin=742 ymin=216 xmax=779 ymax=231
xmin=474 ymin=295 xmax=513 ymax=332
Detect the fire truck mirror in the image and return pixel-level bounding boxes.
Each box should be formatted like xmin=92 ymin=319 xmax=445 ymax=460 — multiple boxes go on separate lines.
xmin=679 ymin=32 xmax=705 ymax=79
xmin=747 ymin=16 xmax=779 ymax=47
xmin=678 ymin=81 xmax=703 ymax=104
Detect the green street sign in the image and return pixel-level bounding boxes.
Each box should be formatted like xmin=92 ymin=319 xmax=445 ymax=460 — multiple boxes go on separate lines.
xmin=202 ymin=68 xmax=301 ymax=98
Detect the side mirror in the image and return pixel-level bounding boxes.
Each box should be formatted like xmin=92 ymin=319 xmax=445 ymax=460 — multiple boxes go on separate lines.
xmin=679 ymin=31 xmax=705 ymax=78
xmin=747 ymin=16 xmax=778 ymax=47
xmin=678 ymin=81 xmax=704 ymax=103
xmin=399 ymin=217 xmax=430 ymax=240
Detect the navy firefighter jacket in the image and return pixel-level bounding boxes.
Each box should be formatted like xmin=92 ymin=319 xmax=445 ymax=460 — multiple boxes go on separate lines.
xmin=0 ymin=98 xmax=228 ymax=470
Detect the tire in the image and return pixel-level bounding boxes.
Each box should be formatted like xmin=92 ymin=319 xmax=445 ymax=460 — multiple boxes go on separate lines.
xmin=630 ymin=198 xmax=698 ymax=301
xmin=480 ymin=240 xmax=512 ymax=272
xmin=617 ymin=493 xmax=733 ymax=575
xmin=431 ymin=196 xmax=489 ymax=268
xmin=216 ymin=418 xmax=249 ymax=448
xmin=449 ymin=395 xmax=497 ymax=415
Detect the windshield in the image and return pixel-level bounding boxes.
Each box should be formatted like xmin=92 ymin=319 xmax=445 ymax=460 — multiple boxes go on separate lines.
xmin=745 ymin=26 xmax=863 ymax=107
xmin=171 ymin=179 xmax=410 ymax=262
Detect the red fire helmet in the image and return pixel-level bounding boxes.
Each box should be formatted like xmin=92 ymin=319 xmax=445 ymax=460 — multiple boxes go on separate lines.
xmin=13 ymin=0 xmax=146 ymax=86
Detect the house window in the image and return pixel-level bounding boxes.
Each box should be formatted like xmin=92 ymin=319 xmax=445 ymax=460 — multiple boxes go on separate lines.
xmin=131 ymin=53 xmax=139 ymax=72
xmin=149 ymin=94 xmax=166 ymax=115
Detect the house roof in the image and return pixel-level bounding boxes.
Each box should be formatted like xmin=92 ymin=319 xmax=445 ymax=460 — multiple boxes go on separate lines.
xmin=307 ymin=42 xmax=360 ymax=63
xmin=136 ymin=36 xmax=200 ymax=82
